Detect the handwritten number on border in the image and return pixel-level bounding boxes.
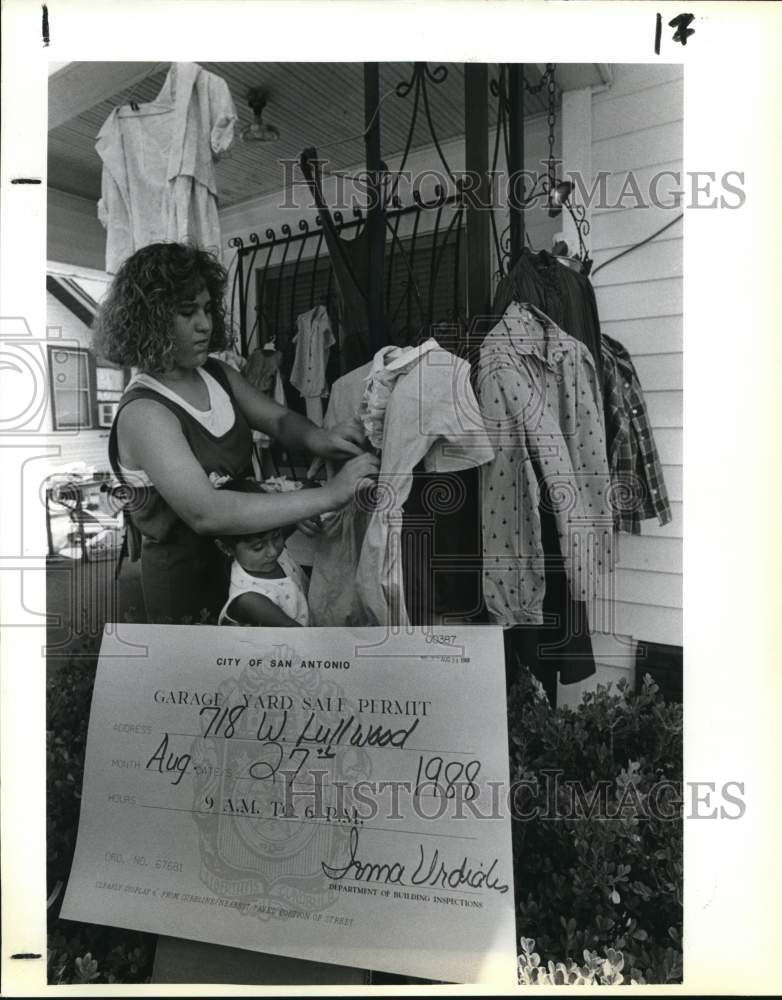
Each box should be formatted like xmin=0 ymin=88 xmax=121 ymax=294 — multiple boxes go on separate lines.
xmin=656 ymin=12 xmax=695 ymax=53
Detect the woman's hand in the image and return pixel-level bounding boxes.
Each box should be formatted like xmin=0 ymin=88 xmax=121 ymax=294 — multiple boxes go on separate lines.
xmin=296 ymin=515 xmax=323 ymax=538
xmin=325 ymin=452 xmax=380 ymax=507
xmin=309 ymin=419 xmax=366 ymax=459
xmin=305 ymin=419 xmax=368 ymax=480
xmin=327 ymin=416 xmax=367 ymax=450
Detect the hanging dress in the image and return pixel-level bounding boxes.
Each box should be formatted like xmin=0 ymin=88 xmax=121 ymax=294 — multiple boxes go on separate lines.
xmin=96 ymin=62 xmax=237 ymax=273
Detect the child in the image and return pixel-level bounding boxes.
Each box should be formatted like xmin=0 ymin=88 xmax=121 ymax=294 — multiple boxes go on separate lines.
xmin=214 ymin=478 xmax=311 ymax=626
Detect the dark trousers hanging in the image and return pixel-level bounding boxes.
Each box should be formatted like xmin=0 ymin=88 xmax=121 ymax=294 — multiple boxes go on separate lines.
xmin=400 ymin=466 xmax=484 ymax=626
xmin=503 ymin=477 xmax=596 ymax=707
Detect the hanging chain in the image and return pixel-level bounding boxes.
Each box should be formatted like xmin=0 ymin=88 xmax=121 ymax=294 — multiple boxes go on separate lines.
xmin=546 ymin=64 xmax=557 ymax=190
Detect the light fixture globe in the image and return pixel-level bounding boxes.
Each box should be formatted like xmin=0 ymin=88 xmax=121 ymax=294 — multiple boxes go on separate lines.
xmin=241 ymin=87 xmax=281 ymax=143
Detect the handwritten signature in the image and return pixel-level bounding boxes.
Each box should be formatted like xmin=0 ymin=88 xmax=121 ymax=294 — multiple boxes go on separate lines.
xmin=321 ymin=825 xmax=509 ymax=894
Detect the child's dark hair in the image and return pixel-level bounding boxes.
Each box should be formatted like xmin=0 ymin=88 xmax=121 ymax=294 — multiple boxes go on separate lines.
xmin=93 ymin=242 xmax=231 ymax=372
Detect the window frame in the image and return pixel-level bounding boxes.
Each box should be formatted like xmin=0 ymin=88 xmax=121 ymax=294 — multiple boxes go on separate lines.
xmin=47 ymin=345 xmax=95 ymax=431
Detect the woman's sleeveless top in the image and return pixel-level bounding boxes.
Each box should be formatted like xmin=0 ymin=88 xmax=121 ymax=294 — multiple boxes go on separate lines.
xmin=108 ymin=358 xmax=253 ymax=545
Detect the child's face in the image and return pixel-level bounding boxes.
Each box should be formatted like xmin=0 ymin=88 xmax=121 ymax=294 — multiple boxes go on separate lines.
xmin=232 ymin=529 xmax=285 ymax=573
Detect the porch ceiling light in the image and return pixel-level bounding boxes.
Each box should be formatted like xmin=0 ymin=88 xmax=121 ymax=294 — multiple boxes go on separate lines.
xmin=241 ymin=88 xmax=281 ymax=143
xmin=548 ymin=179 xmax=574 ymax=217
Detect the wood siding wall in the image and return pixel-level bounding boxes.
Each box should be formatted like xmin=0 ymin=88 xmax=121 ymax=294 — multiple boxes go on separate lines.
xmin=591 ymin=65 xmax=684 ymax=651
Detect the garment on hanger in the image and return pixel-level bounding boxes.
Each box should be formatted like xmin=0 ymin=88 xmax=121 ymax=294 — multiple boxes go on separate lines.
xmin=491 ymin=248 xmax=602 ymax=373
xmin=300 ymin=360 xmax=373 ymax=627
xmin=209 ymin=348 xmax=245 ymax=373
xmin=477 ymin=301 xmax=612 ymax=635
xmin=308 ymin=343 xmax=494 ymax=627
xmin=601 ymin=333 xmax=672 ymax=533
xmin=96 ymin=62 xmax=237 ymax=273
xmin=245 ymin=344 xmax=287 ymax=446
xmin=306 ymin=358 xmax=384 ymax=628
xmin=246 ymin=344 xmax=283 ymax=396
xmin=290 ymin=305 xmax=335 ymax=427
xmin=323 ymin=359 xmax=373 ymax=430
xmin=359 ymin=339 xmax=439 ymax=448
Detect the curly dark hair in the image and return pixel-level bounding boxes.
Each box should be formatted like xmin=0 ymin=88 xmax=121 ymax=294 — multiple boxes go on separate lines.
xmin=93 ymin=242 xmax=231 ymax=372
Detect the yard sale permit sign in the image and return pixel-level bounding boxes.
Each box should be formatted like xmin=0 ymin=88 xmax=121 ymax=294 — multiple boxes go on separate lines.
xmin=61 ymin=625 xmax=516 ymax=984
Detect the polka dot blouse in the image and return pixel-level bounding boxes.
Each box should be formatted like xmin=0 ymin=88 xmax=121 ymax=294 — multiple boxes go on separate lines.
xmin=477 ymin=301 xmax=613 ymax=629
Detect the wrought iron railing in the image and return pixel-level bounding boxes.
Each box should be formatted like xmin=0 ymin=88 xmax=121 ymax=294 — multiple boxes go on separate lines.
xmin=228 ymin=194 xmax=467 ymax=362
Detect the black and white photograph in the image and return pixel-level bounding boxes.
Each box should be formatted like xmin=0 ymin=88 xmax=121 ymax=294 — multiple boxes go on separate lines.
xmin=1 ymin=1 xmax=780 ymax=995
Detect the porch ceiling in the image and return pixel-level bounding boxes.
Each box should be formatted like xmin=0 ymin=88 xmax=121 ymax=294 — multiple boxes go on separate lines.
xmin=48 ymin=61 xmax=559 ymax=209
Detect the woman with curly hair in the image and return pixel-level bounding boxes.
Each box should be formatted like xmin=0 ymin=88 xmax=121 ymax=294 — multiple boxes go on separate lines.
xmin=96 ymin=242 xmax=376 ymax=624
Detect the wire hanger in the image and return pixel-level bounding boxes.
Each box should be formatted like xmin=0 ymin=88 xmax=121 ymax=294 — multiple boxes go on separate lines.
xmin=124 ymin=62 xmax=171 ymax=113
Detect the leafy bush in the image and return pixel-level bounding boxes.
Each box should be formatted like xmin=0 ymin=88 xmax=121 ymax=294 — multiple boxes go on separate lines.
xmin=47 ymin=638 xmax=155 ymax=985
xmin=509 ymin=667 xmax=683 ymax=984
xmin=519 ymin=937 xmax=637 ymax=986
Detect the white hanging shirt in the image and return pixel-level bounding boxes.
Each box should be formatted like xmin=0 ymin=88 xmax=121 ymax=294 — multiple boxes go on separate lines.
xmin=308 ymin=342 xmax=495 ymax=628
xmin=96 ymin=62 xmax=237 ymax=273
xmin=290 ymin=305 xmax=335 ymax=399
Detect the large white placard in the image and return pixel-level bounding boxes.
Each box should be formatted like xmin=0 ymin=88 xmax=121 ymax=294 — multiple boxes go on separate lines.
xmin=61 ymin=625 xmax=517 ymax=984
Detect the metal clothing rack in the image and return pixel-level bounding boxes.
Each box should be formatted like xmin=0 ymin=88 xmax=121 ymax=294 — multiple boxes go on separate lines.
xmin=228 ymin=62 xmax=591 ymax=363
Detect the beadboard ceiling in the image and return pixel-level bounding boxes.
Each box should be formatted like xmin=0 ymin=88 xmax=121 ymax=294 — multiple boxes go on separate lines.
xmin=48 ymin=61 xmax=559 ymax=209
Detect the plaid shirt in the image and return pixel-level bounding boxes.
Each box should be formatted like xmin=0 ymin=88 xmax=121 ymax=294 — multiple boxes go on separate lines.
xmin=601 ymin=334 xmax=672 ymax=534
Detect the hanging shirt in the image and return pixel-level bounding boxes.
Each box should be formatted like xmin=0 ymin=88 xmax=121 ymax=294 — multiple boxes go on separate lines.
xmin=307 ymin=355 xmax=394 ymax=628
xmin=96 ymin=62 xmax=237 ymax=273
xmin=477 ymin=301 xmax=612 ymax=629
xmin=308 ymin=341 xmax=494 ymax=628
xmin=601 ymin=334 xmax=672 ymax=533
xmin=246 ymin=346 xmax=283 ymax=396
xmin=289 ymin=305 xmax=335 ymax=399
xmin=219 ymin=548 xmax=310 ymax=626
xmin=245 ymin=347 xmax=287 ymax=447
xmin=323 ymin=360 xmax=373 ymax=429
xmin=358 ymin=339 xmax=439 ymax=448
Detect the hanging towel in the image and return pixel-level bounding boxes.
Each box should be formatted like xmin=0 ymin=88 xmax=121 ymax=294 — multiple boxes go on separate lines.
xmin=96 ymin=62 xmax=237 ymax=273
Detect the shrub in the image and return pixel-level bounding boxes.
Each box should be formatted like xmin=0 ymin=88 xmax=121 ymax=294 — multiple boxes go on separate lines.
xmin=47 ymin=638 xmax=156 ymax=985
xmin=509 ymin=666 xmax=683 ymax=984
xmin=518 ymin=937 xmax=638 ymax=986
